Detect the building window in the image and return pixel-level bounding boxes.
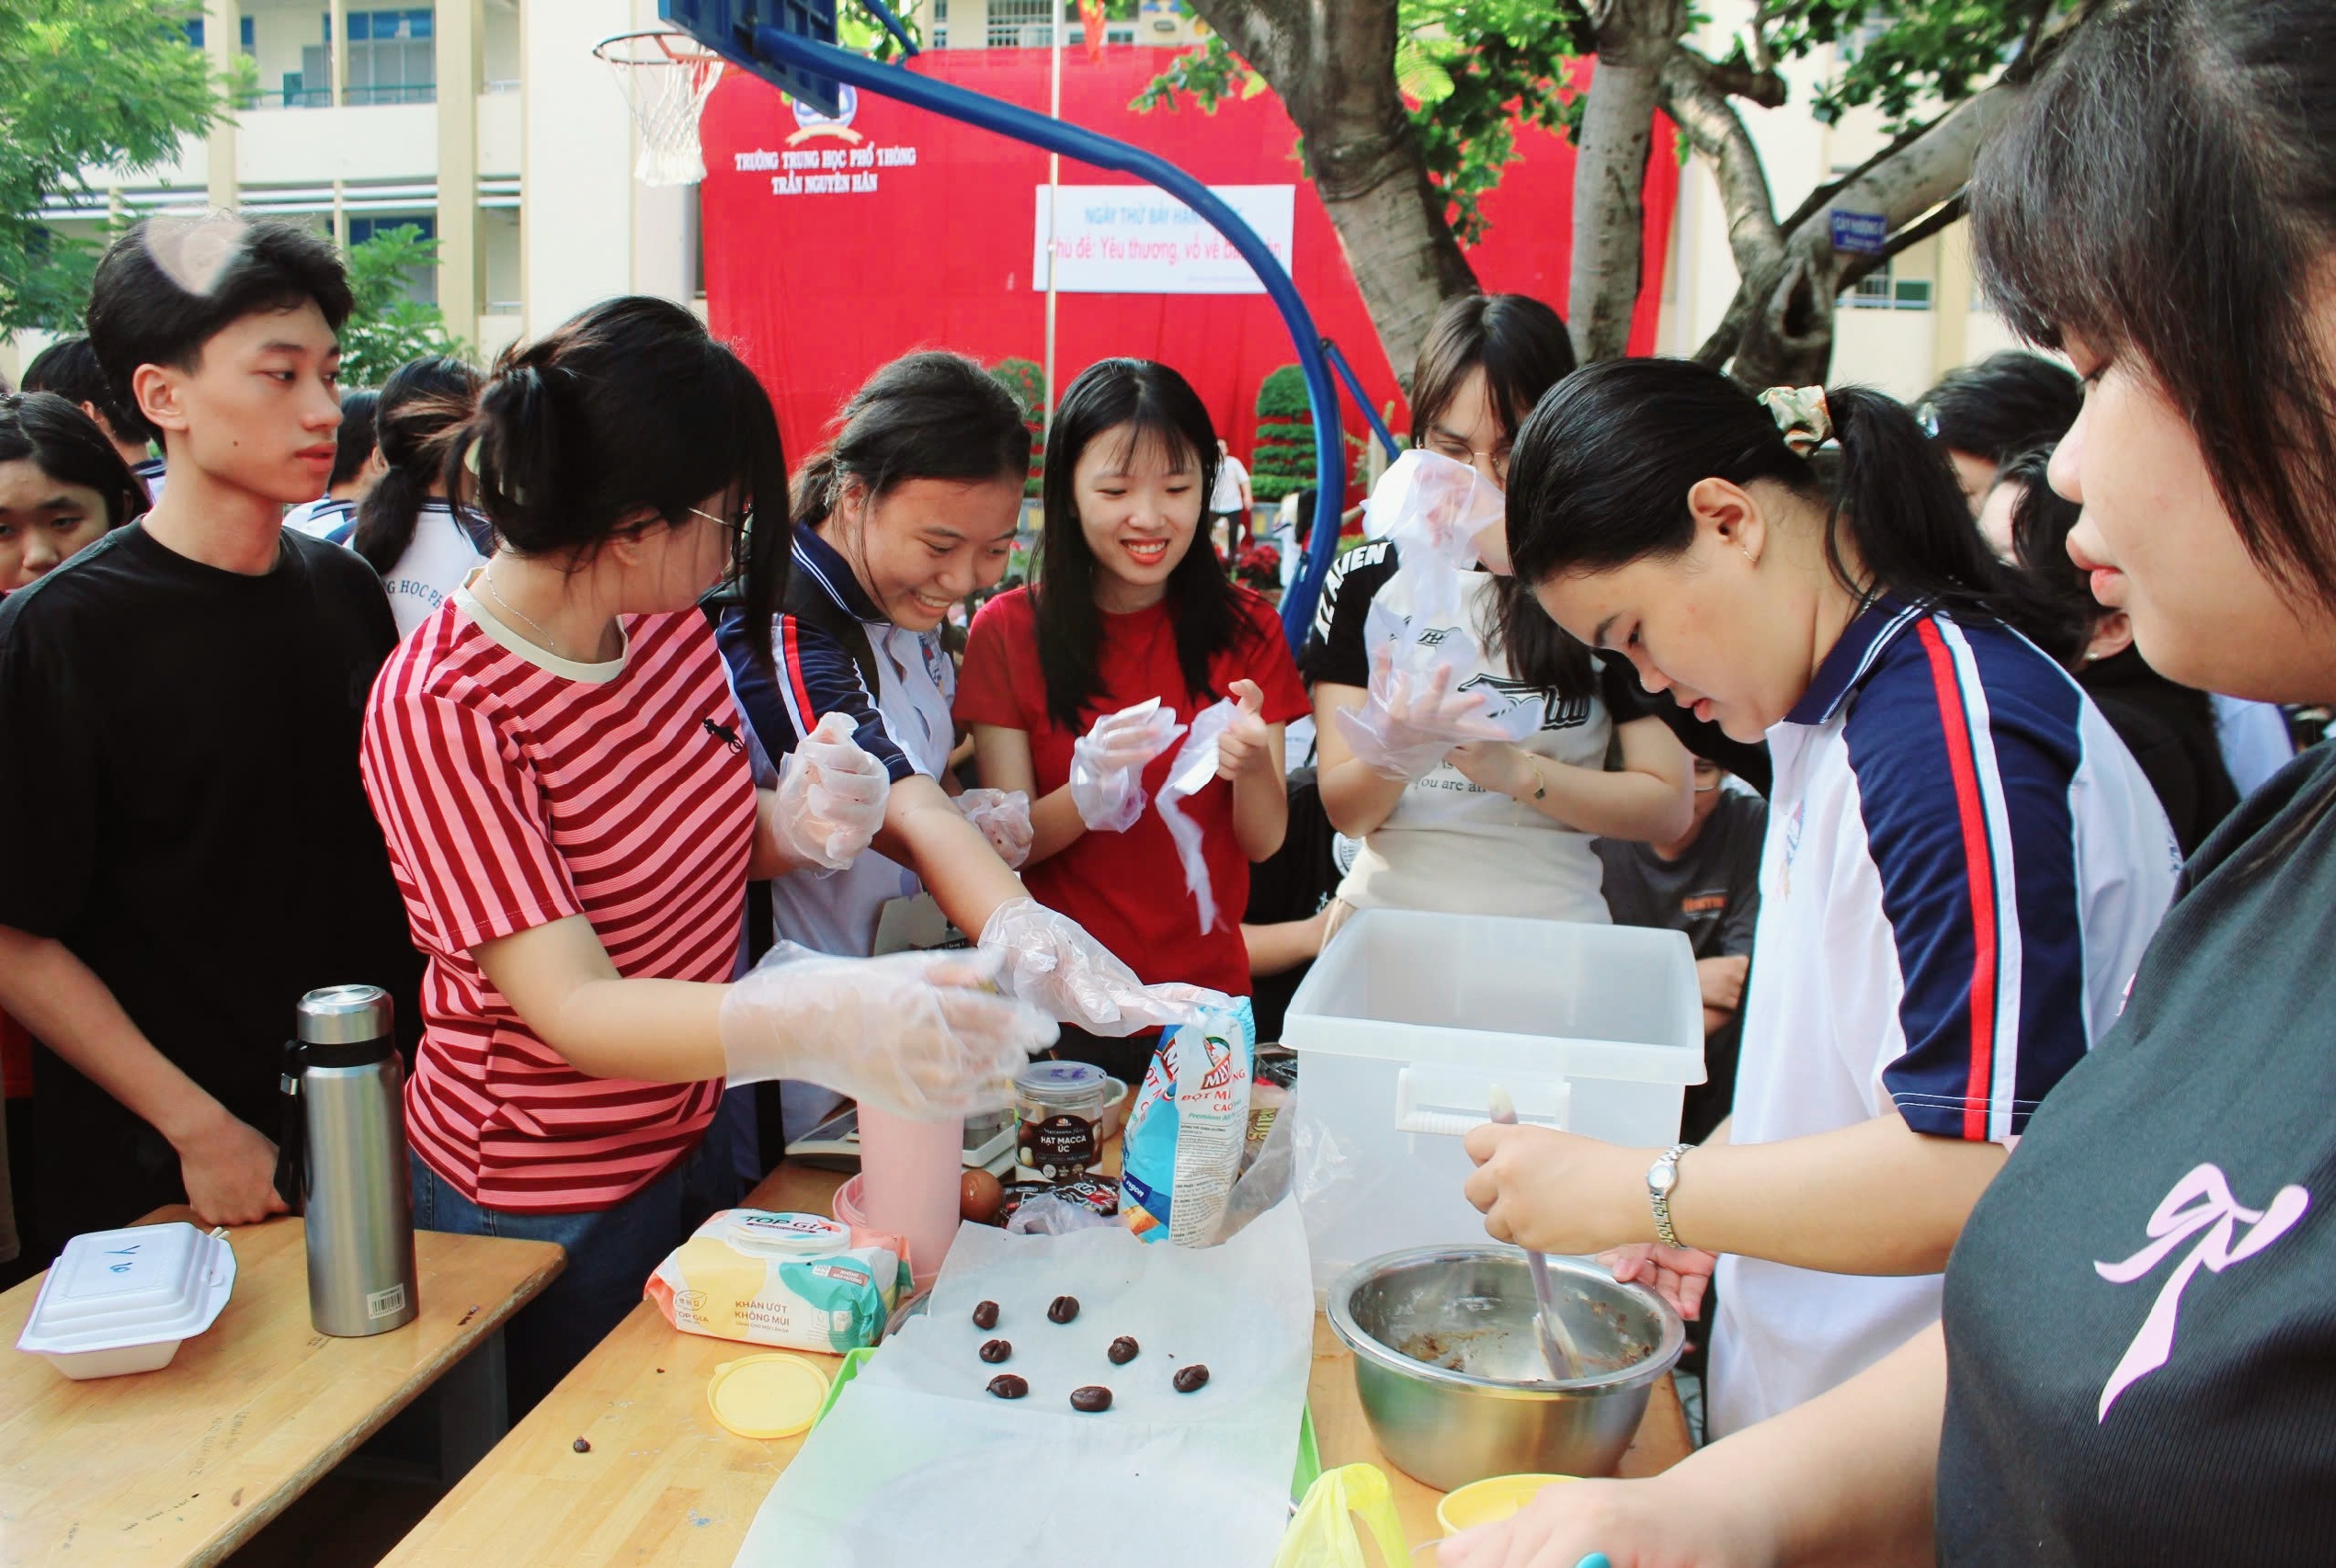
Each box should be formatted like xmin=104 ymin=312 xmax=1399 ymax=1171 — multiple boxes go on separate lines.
xmin=1105 ymin=24 xmax=1134 ymax=42
xmin=312 ymin=7 xmax=436 ymax=105
xmin=988 ymin=0 xmax=1054 ymax=48
xmin=345 ymin=215 xmax=438 ymax=305
xmin=183 ymin=16 xmax=256 ymax=51
xmin=1841 ymin=261 xmax=1933 ymax=312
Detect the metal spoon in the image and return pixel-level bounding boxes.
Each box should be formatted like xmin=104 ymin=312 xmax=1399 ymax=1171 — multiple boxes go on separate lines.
xmin=1487 ymin=1085 xmax=1585 ymax=1383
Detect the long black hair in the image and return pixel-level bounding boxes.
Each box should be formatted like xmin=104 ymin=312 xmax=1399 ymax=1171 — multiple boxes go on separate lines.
xmin=1970 ymin=0 xmax=2336 ymax=614
xmin=351 ymin=355 xmax=479 ymax=575
xmin=446 ymin=296 xmax=790 ymax=665
xmin=792 ymin=350 xmax=1031 ymax=536
xmin=0 ymin=392 xmax=145 ymax=530
xmin=1506 ymin=358 xmax=2000 ymax=621
xmin=1916 ymin=351 xmax=2081 ymax=466
xmin=1407 ymin=292 xmax=1592 ymax=696
xmin=1035 ymin=358 xmax=1258 ymax=733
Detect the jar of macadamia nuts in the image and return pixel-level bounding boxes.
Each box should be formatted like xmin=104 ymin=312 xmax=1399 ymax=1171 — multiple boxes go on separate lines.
xmin=1013 ymin=1061 xmax=1109 ymax=1185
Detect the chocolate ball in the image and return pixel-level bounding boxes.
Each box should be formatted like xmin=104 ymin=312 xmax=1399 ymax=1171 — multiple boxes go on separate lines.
xmin=1046 ymin=1295 xmax=1080 ymax=1324
xmin=972 ymin=1300 xmax=999 ymax=1330
xmin=986 ymin=1374 xmax=1029 ymax=1400
xmin=979 ymin=1338 xmax=1012 ymax=1364
xmin=1173 ymin=1364 xmax=1211 ymax=1393
xmin=1107 ymin=1335 xmax=1140 ymax=1366
xmin=1068 ymin=1385 xmax=1113 ymax=1413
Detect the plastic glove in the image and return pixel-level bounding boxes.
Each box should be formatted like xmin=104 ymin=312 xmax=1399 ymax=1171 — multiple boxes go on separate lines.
xmin=770 ymin=710 xmax=892 ymax=871
xmin=977 ymin=896 xmax=1231 ymax=1036
xmin=1069 ymin=697 xmax=1187 ymax=834
xmin=954 ymin=788 xmax=1033 ymax=869
xmin=1372 ymin=448 xmax=1510 ymax=571
xmin=1331 ymin=640 xmax=1513 ymax=781
xmin=717 ymin=943 xmax=1056 ymax=1118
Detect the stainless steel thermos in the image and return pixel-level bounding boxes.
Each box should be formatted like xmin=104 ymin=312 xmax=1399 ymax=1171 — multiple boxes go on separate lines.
xmin=279 ymin=984 xmax=418 ymax=1336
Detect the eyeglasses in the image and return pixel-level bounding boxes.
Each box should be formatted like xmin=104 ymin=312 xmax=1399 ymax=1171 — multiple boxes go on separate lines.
xmin=1692 ymin=769 xmax=1725 ymax=793
xmin=1423 ymin=438 xmax=1510 ymax=482
xmin=689 ymin=504 xmax=754 ymax=540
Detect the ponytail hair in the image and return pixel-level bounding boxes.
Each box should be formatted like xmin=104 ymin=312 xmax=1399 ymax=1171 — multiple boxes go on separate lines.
xmin=351 ymin=355 xmax=479 ymax=575
xmin=792 ymin=349 xmax=1030 ymax=532
xmin=446 ymin=296 xmax=791 ymax=665
xmin=1506 ymin=358 xmax=2000 ymax=618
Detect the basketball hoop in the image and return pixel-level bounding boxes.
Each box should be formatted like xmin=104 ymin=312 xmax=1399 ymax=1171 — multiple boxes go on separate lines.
xmin=595 ymin=29 xmax=726 ymax=187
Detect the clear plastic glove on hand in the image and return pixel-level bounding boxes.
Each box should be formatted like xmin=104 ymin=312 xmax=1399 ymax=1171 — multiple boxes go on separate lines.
xmin=717 ymin=943 xmax=1056 ymax=1118
xmin=1332 ymin=641 xmax=1513 ymax=780
xmin=977 ymin=896 xmax=1232 ymax=1036
xmin=955 ymin=788 xmax=1033 ymax=869
xmin=1372 ymin=448 xmax=1510 ymax=572
xmin=770 ymin=710 xmax=892 ymax=871
xmin=1069 ymin=697 xmax=1186 ymax=833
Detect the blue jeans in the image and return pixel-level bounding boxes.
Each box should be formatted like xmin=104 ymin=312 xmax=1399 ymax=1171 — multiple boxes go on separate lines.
xmin=409 ymin=1094 xmax=753 ymax=1416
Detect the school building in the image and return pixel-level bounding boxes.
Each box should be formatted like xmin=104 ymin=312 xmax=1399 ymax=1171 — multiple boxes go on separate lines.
xmin=6 ymin=0 xmax=2019 ymax=404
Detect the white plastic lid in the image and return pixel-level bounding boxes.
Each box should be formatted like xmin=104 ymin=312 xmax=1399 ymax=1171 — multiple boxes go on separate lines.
xmin=17 ymin=1223 xmax=236 ymax=1356
xmin=719 ymin=1210 xmax=852 ymax=1258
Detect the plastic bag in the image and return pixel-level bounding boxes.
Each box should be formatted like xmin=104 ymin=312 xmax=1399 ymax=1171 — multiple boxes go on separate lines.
xmin=1333 ymin=452 xmax=1539 ymax=779
xmin=1207 ymin=1085 xmax=1295 ymax=1246
xmin=1272 ymin=1465 xmax=1412 ymax=1568
xmin=1122 ymin=997 xmax=1255 ymax=1245
xmin=1155 ymin=696 xmax=1243 ymax=936
xmin=1070 ymin=697 xmax=1187 ymax=833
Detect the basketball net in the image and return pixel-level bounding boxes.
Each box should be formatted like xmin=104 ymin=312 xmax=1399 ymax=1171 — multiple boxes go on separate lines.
xmin=595 ymin=31 xmax=725 ymax=187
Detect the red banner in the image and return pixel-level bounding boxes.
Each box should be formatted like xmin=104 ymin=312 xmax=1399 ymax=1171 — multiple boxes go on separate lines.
xmin=700 ymin=49 xmax=1677 ymax=481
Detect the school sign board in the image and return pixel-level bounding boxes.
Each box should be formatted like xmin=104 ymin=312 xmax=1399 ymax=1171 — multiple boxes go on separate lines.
xmin=1031 ymin=184 xmax=1297 ymax=294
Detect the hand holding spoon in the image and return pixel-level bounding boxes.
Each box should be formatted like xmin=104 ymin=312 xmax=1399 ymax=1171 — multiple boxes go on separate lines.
xmin=1487 ymin=1085 xmax=1585 ymax=1382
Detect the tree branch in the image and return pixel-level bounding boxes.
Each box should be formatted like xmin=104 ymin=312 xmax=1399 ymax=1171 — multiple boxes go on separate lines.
xmin=1703 ymin=60 xmax=1787 ymax=108
xmin=1659 ymin=46 xmax=1783 ymax=283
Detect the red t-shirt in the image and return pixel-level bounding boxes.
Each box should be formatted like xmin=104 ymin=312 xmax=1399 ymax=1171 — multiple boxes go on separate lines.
xmin=955 ymin=585 xmax=1309 ymax=998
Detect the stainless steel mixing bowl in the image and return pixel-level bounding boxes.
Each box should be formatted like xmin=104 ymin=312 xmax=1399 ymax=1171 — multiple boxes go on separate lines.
xmin=1327 ymin=1244 xmax=1685 ymax=1492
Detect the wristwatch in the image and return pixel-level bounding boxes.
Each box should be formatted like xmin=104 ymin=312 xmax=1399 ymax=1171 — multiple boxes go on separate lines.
xmin=1647 ymin=1142 xmax=1692 ymax=1249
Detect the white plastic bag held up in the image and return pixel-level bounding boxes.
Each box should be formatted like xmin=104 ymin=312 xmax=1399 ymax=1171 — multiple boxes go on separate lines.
xmin=1332 ymin=450 xmax=1538 ymax=780
xmin=1155 ymin=696 xmax=1244 ymax=936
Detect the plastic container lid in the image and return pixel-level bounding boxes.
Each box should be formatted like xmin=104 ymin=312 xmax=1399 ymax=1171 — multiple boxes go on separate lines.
xmin=17 ymin=1223 xmax=236 ymax=1356
xmin=1435 ymin=1473 xmax=1578 ymax=1538
xmin=718 ymin=1210 xmax=853 ymax=1258
xmin=706 ymin=1353 xmax=830 ymax=1439
xmin=1013 ymin=1060 xmax=1109 ymax=1100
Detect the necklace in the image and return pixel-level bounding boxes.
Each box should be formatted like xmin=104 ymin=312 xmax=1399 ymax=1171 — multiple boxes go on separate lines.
xmin=479 ymin=563 xmax=568 ymax=661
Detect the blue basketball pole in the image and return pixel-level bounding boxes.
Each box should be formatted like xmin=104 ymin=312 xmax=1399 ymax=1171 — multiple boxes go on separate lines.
xmin=666 ymin=5 xmax=1350 ymax=649
xmin=1323 ymin=337 xmax=1402 ymax=460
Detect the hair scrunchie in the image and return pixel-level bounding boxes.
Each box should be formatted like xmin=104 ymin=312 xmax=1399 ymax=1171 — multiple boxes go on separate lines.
xmin=1759 ymin=384 xmax=1832 ymax=456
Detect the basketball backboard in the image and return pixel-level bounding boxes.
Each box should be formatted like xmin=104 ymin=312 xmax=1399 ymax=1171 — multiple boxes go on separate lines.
xmin=661 ymin=0 xmax=844 ymax=116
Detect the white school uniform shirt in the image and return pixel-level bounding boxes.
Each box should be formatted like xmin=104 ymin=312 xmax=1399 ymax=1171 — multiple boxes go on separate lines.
xmin=1209 ymin=453 xmax=1249 ymax=515
xmin=1708 ymin=597 xmax=2179 ymax=1438
xmin=380 ymin=500 xmax=494 ymax=641
xmin=714 ymin=525 xmax=956 ymax=960
xmin=283 ymin=496 xmax=356 ymax=540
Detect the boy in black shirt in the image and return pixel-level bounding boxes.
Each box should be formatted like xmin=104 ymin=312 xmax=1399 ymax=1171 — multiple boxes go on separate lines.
xmin=0 ymin=216 xmax=420 ymax=1263
xmin=1592 ymin=756 xmax=1764 ymax=1144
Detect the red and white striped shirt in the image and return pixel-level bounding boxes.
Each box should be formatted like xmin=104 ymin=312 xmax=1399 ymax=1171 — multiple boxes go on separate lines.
xmin=360 ymin=581 xmax=755 ymax=1211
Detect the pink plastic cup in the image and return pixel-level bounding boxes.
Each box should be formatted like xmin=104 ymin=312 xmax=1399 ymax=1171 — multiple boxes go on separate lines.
xmin=855 ymin=1106 xmax=963 ymax=1289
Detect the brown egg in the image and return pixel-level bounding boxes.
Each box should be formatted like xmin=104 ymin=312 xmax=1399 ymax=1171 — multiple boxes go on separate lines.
xmin=960 ymin=1167 xmax=1005 ymax=1223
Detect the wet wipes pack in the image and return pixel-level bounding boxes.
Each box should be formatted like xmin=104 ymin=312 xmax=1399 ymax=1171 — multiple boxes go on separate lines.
xmin=1122 ymin=998 xmax=1256 ymax=1246
xmin=644 ymin=1210 xmax=908 ymax=1354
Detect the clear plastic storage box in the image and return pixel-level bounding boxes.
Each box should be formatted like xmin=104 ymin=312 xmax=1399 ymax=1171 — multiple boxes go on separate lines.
xmin=16 ymin=1221 xmax=237 ymax=1379
xmin=1282 ymin=909 xmax=1704 ymax=1298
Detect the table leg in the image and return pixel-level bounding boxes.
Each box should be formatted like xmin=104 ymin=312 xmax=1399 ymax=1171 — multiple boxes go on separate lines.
xmin=435 ymin=1328 xmax=509 ymax=1484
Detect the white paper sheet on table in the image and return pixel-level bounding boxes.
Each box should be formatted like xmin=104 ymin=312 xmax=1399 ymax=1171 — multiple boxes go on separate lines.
xmin=733 ymin=1198 xmax=1313 ymax=1567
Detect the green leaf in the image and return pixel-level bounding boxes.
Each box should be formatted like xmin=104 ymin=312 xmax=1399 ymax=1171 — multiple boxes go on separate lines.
xmin=0 ymin=0 xmax=225 ymax=334
xmin=337 ymin=225 xmax=470 ymax=389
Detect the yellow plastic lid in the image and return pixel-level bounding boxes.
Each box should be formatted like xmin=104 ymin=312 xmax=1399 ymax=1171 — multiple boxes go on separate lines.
xmin=1436 ymin=1473 xmax=1578 ymax=1537
xmin=705 ymin=1353 xmax=831 ymax=1440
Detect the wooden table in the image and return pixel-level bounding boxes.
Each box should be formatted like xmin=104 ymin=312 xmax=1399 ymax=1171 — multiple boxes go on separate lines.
xmin=1 ymin=1210 xmax=563 ymax=1568
xmin=383 ymin=1162 xmax=1689 ymax=1566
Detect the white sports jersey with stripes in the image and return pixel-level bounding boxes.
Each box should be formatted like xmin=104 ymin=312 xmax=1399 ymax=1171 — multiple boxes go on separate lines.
xmin=1708 ymin=597 xmax=2179 ymax=1437
xmin=359 ymin=577 xmax=755 ymax=1211
xmin=714 ymin=525 xmax=956 ymax=959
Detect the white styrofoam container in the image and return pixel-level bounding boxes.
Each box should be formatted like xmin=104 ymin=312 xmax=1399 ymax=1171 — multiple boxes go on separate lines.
xmin=1283 ymin=909 xmax=1704 ymax=1298
xmin=16 ymin=1222 xmax=237 ymax=1379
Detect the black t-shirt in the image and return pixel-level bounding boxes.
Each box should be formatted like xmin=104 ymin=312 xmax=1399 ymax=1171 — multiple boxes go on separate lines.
xmin=1295 ymin=539 xmax=1771 ymax=793
xmin=0 ymin=523 xmax=421 ymax=1254
xmin=2078 ymin=647 xmax=2239 ymax=858
xmin=1592 ymin=790 xmax=1766 ymax=1143
xmin=1936 ymin=743 xmax=2336 ymax=1565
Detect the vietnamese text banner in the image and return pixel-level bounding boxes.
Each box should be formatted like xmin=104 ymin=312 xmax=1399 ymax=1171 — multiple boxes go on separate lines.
xmin=1032 ymin=184 xmax=1296 ymax=295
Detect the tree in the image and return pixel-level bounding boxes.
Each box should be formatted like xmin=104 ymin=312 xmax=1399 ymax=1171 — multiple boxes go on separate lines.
xmin=1248 ymin=364 xmax=1315 ymax=503
xmin=986 ymin=357 xmax=1047 ymax=497
xmin=0 ymin=0 xmax=229 ymax=335
xmin=337 ymin=225 xmax=469 ymax=389
xmin=1143 ymin=0 xmax=2095 ymax=386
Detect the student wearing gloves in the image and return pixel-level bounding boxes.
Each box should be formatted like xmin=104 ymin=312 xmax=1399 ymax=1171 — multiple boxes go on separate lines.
xmin=360 ymin=300 xmax=1056 ymax=1413
xmin=957 ymin=358 xmax=1309 ymax=1082
xmin=713 ymin=351 xmax=1214 ymax=1063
